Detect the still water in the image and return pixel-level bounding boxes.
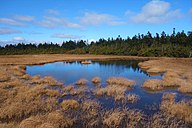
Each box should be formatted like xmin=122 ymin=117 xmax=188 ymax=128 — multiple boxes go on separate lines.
xmin=26 ymin=60 xmax=191 ymax=114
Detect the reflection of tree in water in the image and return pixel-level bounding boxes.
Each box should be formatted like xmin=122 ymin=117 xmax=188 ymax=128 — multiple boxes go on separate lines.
xmin=92 ymin=60 xmax=150 ymax=76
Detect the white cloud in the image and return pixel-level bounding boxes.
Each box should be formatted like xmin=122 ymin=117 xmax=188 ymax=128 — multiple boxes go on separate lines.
xmin=0 ymin=39 xmax=53 ymax=46
xmin=131 ymin=0 xmax=182 ymax=24
xmin=13 ymin=37 xmax=25 ymax=41
xmin=0 ymin=27 xmax=21 ymax=35
xmin=37 ymin=16 xmax=81 ymax=29
xmin=13 ymin=15 xmax=35 ymax=22
xmin=52 ymin=34 xmax=82 ymax=39
xmin=0 ymin=18 xmax=24 ymax=26
xmin=47 ymin=9 xmax=60 ymax=15
xmin=80 ymin=12 xmax=125 ymax=26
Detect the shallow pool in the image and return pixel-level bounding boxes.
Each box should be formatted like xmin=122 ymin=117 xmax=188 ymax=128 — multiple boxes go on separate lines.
xmin=26 ymin=60 xmax=192 ymax=114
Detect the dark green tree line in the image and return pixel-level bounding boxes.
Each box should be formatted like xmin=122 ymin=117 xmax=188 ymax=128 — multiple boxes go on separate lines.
xmin=0 ymin=30 xmax=192 ymax=57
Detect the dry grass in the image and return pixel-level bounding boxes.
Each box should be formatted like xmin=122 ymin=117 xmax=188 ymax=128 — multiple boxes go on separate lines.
xmin=0 ymin=54 xmax=152 ymax=65
xmin=160 ymin=92 xmax=192 ymax=123
xmin=0 ymin=66 xmax=59 ymax=122
xmin=69 ymin=86 xmax=88 ymax=96
xmin=92 ymin=77 xmax=101 ymax=84
xmin=94 ymin=84 xmax=127 ymax=101
xmin=142 ymin=79 xmax=163 ymax=91
xmin=0 ymin=55 xmax=191 ymax=127
xmin=30 ymin=75 xmax=62 ymax=87
xmin=0 ymin=73 xmax=10 ymax=82
xmin=81 ymin=100 xmax=102 ymax=127
xmin=106 ymin=77 xmax=135 ymax=88
xmin=75 ymin=78 xmax=88 ymax=85
xmin=139 ymin=58 xmax=192 ymax=93
xmin=127 ymin=94 xmax=140 ymax=103
xmin=142 ymin=71 xmax=188 ymax=91
xmin=61 ymin=100 xmax=80 ymax=111
xmin=45 ymin=89 xmax=60 ymax=97
xmin=148 ymin=112 xmax=189 ymax=128
xmin=103 ymin=108 xmax=145 ymax=128
xmin=19 ymin=111 xmax=74 ymax=128
xmin=81 ymin=61 xmax=92 ymax=64
xmin=103 ymin=109 xmax=125 ymax=127
xmin=0 ymin=122 xmax=19 ymax=128
xmin=62 ymin=85 xmax=75 ymax=96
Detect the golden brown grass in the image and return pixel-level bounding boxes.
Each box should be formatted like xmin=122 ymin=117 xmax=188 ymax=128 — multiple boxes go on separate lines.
xmin=139 ymin=58 xmax=192 ymax=93
xmin=107 ymin=77 xmax=135 ymax=88
xmin=61 ymin=100 xmax=80 ymax=111
xmin=142 ymin=71 xmax=191 ymax=91
xmin=92 ymin=77 xmax=101 ymax=84
xmin=69 ymin=86 xmax=88 ymax=96
xmin=127 ymin=94 xmax=140 ymax=103
xmin=81 ymin=61 xmax=92 ymax=64
xmin=81 ymin=100 xmax=102 ymax=127
xmin=0 ymin=54 xmax=152 ymax=65
xmin=142 ymin=79 xmax=163 ymax=91
xmin=0 ymin=122 xmax=19 ymax=128
xmin=95 ymin=77 xmax=136 ymax=102
xmin=62 ymin=85 xmax=75 ymax=96
xmin=103 ymin=109 xmax=125 ymax=127
xmin=160 ymin=93 xmax=192 ymax=123
xmin=0 ymin=55 xmax=191 ymax=127
xmin=75 ymin=78 xmax=88 ymax=85
xmin=0 ymin=65 xmax=60 ymax=122
xmin=19 ymin=111 xmax=74 ymax=128
xmin=45 ymin=89 xmax=60 ymax=97
xmin=30 ymin=75 xmax=63 ymax=87
xmin=103 ymin=108 xmax=145 ymax=128
xmin=94 ymin=84 xmax=127 ymax=101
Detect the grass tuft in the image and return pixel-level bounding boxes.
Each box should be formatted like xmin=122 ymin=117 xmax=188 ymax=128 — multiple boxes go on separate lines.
xmin=107 ymin=77 xmax=135 ymax=88
xmin=127 ymin=94 xmax=140 ymax=103
xmin=61 ymin=100 xmax=80 ymax=111
xmin=76 ymin=78 xmax=88 ymax=85
xmin=92 ymin=77 xmax=101 ymax=84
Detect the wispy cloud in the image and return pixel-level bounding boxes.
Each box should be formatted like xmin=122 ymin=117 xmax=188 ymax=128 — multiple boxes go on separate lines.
xmin=0 ymin=18 xmax=25 ymax=26
xmin=37 ymin=16 xmax=81 ymax=29
xmin=80 ymin=12 xmax=125 ymax=26
xmin=0 ymin=27 xmax=21 ymax=35
xmin=13 ymin=15 xmax=35 ymax=22
xmin=130 ymin=0 xmax=182 ymax=24
xmin=46 ymin=9 xmax=60 ymax=15
xmin=27 ymin=31 xmax=42 ymax=35
xmin=52 ymin=33 xmax=82 ymax=39
xmin=13 ymin=37 xmax=25 ymax=41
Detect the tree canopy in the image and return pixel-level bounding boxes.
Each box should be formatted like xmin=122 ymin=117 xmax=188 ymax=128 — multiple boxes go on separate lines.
xmin=0 ymin=30 xmax=192 ymax=57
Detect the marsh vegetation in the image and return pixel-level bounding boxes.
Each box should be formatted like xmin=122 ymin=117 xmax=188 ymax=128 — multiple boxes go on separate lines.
xmin=0 ymin=55 xmax=191 ymax=128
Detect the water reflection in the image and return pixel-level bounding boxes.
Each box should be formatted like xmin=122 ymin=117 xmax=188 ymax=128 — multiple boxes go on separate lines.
xmin=26 ymin=60 xmax=161 ymax=86
xmin=26 ymin=60 xmax=192 ymax=114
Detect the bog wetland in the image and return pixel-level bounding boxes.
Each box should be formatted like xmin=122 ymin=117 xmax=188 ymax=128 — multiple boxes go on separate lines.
xmin=0 ymin=55 xmax=192 ymax=127
xmin=27 ymin=60 xmax=192 ymax=114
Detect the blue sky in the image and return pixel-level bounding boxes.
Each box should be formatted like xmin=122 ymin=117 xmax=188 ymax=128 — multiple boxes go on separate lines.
xmin=0 ymin=0 xmax=192 ymax=45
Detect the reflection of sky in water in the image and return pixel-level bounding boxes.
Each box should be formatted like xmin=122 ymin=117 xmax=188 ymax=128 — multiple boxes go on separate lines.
xmin=27 ymin=60 xmax=161 ymax=86
xmin=26 ymin=60 xmax=192 ymax=115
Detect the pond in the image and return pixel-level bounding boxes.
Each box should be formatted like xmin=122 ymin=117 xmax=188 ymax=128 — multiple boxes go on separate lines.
xmin=26 ymin=60 xmax=192 ymax=114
